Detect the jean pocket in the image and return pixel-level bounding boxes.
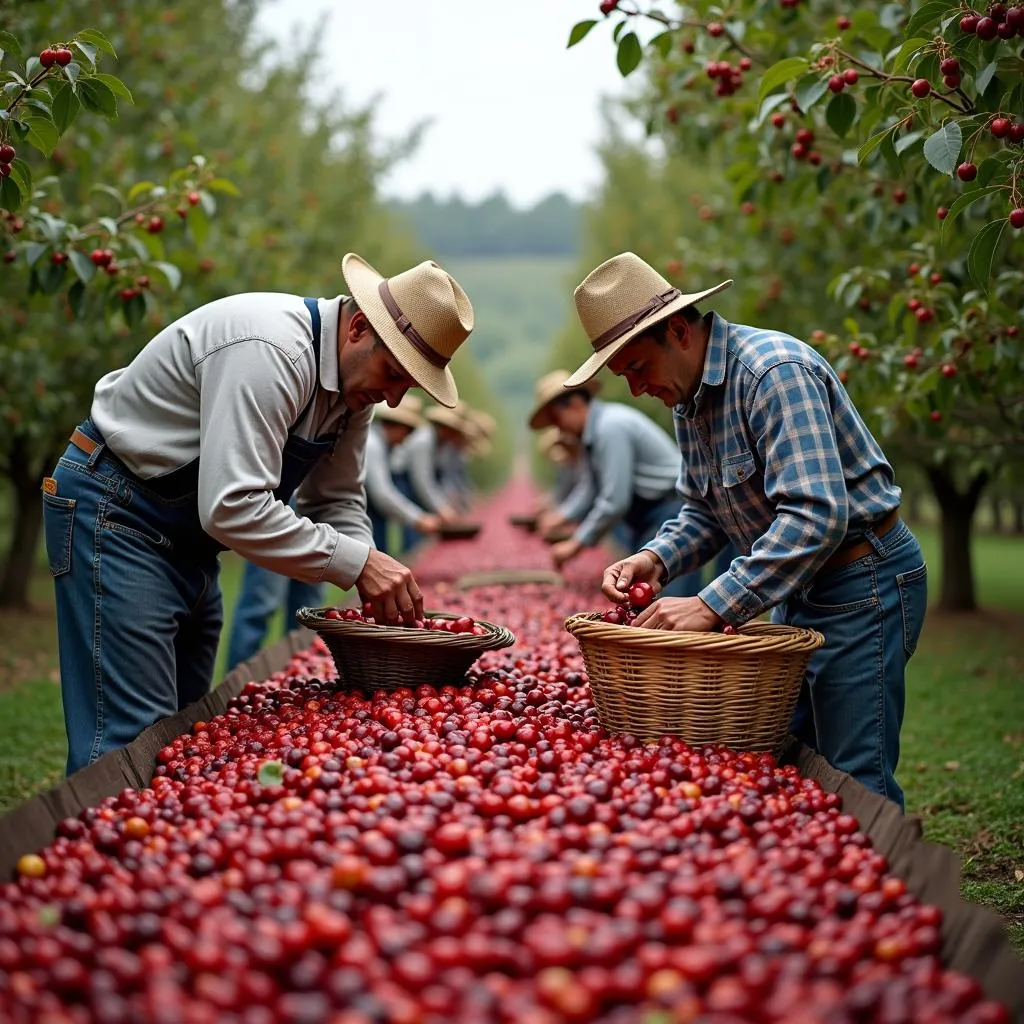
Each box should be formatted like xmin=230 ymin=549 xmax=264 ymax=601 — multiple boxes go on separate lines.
xmin=42 ymin=493 xmax=77 ymax=576
xmin=897 ymin=562 xmax=928 ymax=657
xmin=802 ymin=563 xmax=878 ymax=613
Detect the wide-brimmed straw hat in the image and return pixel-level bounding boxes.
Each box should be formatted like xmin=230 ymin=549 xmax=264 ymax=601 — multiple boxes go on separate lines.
xmin=374 ymin=393 xmax=424 ymax=430
xmin=425 ymin=400 xmax=473 ymax=436
xmin=538 ymin=426 xmax=576 ymax=464
xmin=564 ymin=252 xmax=732 ymax=388
xmin=342 ymin=253 xmax=474 ymax=408
xmin=528 ymin=369 xmax=601 ymax=431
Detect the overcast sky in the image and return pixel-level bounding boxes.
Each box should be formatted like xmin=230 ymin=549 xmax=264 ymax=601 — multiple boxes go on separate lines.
xmin=254 ymin=0 xmax=636 ymax=208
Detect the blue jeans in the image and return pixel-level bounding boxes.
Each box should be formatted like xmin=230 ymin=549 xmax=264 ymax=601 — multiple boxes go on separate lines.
xmin=44 ymin=442 xmax=223 ymax=775
xmin=772 ymin=521 xmax=928 ymax=809
xmin=226 ymin=561 xmax=324 ymax=671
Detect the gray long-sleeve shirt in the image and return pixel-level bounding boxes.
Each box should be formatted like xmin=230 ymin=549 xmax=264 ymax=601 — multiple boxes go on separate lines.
xmin=557 ymin=399 xmax=680 ymax=546
xmin=90 ymin=292 xmax=373 ymax=589
xmin=364 ymin=422 xmax=426 ymax=526
xmin=401 ymin=424 xmax=452 ymax=513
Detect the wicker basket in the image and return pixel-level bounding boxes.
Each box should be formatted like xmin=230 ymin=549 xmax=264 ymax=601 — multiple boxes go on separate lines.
xmin=296 ymin=608 xmax=515 ymax=691
xmin=438 ymin=522 xmax=482 ymax=541
xmin=563 ymin=614 xmax=824 ymax=752
xmin=509 ymin=514 xmax=538 ymax=532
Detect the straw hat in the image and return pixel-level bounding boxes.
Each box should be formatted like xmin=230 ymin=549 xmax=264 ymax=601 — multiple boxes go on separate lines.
xmin=342 ymin=253 xmax=475 ymax=408
xmin=539 ymin=427 xmax=578 ymax=464
xmin=528 ymin=369 xmax=601 ymax=431
xmin=564 ymin=252 xmax=732 ymax=388
xmin=373 ymin=392 xmax=424 ymax=430
xmin=425 ymin=400 xmax=473 ymax=436
xmin=467 ymin=409 xmax=497 ymax=438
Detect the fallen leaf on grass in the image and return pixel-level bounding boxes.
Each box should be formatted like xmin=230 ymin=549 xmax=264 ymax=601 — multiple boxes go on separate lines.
xmin=1015 ymin=869 xmax=1023 ymax=883
xmin=943 ymin=761 xmax=961 ymax=772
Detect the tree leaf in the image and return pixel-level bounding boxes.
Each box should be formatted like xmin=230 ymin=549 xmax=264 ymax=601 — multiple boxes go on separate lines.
xmin=975 ymin=60 xmax=997 ymax=94
xmin=890 ymin=37 xmax=931 ymax=73
xmin=857 ymin=124 xmax=896 ymax=164
xmin=75 ymin=29 xmax=117 ymax=58
xmin=50 ymin=81 xmax=80 ymax=134
xmin=93 ymin=74 xmax=133 ymax=104
xmin=905 ymin=0 xmax=951 ymax=38
xmin=567 ymin=19 xmax=598 ymax=48
xmin=69 ymin=250 xmax=96 ymax=284
xmin=187 ymin=204 xmax=209 ymax=248
xmin=25 ymin=241 xmax=48 ymax=268
xmin=206 ymin=177 xmax=241 ymax=197
xmin=922 ymin=121 xmax=962 ymax=176
xmin=648 ymin=31 xmax=674 ymax=59
xmin=71 ymin=40 xmax=97 ymax=69
xmin=758 ymin=57 xmax=810 ymax=103
xmin=894 ymin=129 xmax=924 ymax=155
xmin=967 ymin=218 xmax=1007 ymax=289
xmin=616 ymin=32 xmax=642 ymax=77
xmin=0 ymin=29 xmax=23 ymax=58
xmin=794 ymin=74 xmax=830 ymax=114
xmin=0 ymin=174 xmax=21 ymax=212
xmin=151 ymin=261 xmax=182 ymax=291
xmin=23 ymin=115 xmax=59 ymax=157
xmin=91 ymin=183 xmax=125 ymax=209
xmin=98 ymin=216 xmax=120 ymax=237
xmin=127 ymin=180 xmax=157 ymax=202
xmin=78 ymin=78 xmax=118 ymax=120
xmin=8 ymin=157 xmax=31 ymax=200
xmin=825 ymin=92 xmax=857 ymax=138
xmin=67 ymin=280 xmax=86 ymax=319
xmin=62 ymin=61 xmax=82 ymax=86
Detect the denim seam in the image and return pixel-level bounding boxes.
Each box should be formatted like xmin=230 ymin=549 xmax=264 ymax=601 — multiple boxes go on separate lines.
xmin=88 ymin=488 xmax=116 ymax=766
xmin=870 ymin=561 xmax=888 ymax=801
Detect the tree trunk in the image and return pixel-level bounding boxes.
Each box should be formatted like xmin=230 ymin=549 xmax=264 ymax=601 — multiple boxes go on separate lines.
xmin=904 ymin=488 xmax=923 ymax=524
xmin=0 ymin=438 xmax=49 ymax=609
xmin=1014 ymin=500 xmax=1024 ymax=536
xmin=924 ymin=464 xmax=989 ymax=612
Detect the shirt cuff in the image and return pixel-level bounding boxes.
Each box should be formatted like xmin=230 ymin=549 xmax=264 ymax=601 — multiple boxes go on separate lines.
xmin=698 ymin=572 xmax=764 ymax=626
xmin=323 ymin=534 xmax=371 ymax=590
xmin=641 ymin=537 xmax=683 ymax=579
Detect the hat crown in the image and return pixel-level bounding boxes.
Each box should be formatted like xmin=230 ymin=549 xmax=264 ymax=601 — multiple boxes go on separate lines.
xmin=389 ymin=260 xmax=475 ymax=361
xmin=574 ymin=252 xmax=673 ymax=345
xmin=533 ymin=369 xmax=573 ymax=410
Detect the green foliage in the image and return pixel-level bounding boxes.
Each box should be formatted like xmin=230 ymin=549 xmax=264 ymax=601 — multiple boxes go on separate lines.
xmin=389 ymin=191 xmax=581 ymax=258
xmin=565 ymin=0 xmax=1023 ymax=470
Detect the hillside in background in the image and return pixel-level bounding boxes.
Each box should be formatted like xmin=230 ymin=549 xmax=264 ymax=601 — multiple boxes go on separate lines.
xmin=446 ymin=255 xmax=578 ymax=439
xmin=389 ymin=191 xmax=580 ymax=258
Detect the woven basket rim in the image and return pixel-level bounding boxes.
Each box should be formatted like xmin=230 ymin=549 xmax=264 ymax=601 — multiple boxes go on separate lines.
xmin=296 ymin=607 xmax=515 ymax=652
xmin=564 ymin=613 xmax=824 ymax=654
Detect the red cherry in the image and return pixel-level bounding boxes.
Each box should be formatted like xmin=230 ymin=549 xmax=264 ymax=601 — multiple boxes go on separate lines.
xmin=0 ymin=143 xmax=14 ymax=163
xmin=55 ymin=47 xmax=73 ymax=66
xmin=975 ymin=15 xmax=998 ymax=37
xmin=836 ymin=15 xmax=851 ymax=29
xmin=1009 ymin=208 xmax=1024 ymax=229
xmin=843 ymin=68 xmax=859 ymax=85
xmin=627 ymin=582 xmax=654 ymax=609
xmin=910 ymin=79 xmax=931 ymax=98
xmin=956 ymin=162 xmax=977 ymax=181
xmin=828 ymin=75 xmax=845 ymax=93
xmin=39 ymin=48 xmax=57 ymax=67
xmin=941 ymin=363 xmax=957 ymax=378
xmin=990 ymin=117 xmax=1011 ymax=138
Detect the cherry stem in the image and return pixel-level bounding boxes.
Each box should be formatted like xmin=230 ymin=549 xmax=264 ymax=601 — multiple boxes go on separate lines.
xmin=4 ymin=67 xmax=54 ymax=116
xmin=836 ymin=49 xmax=972 ymax=114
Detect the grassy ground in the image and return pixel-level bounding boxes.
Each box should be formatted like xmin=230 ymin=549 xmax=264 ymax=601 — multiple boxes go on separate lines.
xmin=0 ymin=526 xmax=1021 ymax=951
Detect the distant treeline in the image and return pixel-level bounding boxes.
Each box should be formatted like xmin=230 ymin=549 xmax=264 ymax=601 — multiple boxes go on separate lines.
xmin=388 ymin=191 xmax=581 ymax=258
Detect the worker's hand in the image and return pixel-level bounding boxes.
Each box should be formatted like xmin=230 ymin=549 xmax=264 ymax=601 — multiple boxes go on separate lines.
xmin=416 ymin=513 xmax=442 ymax=534
xmin=356 ymin=549 xmax=423 ymax=625
xmin=633 ymin=596 xmax=722 ymax=632
xmin=537 ymin=509 xmax=568 ymax=539
xmin=550 ymin=537 xmax=583 ymax=569
xmin=438 ymin=507 xmax=460 ymax=526
xmin=601 ymin=550 xmax=667 ymax=604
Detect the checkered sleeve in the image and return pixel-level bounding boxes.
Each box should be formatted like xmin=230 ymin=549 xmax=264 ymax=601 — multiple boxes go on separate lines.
xmin=642 ymin=463 xmax=729 ymax=579
xmin=699 ymin=361 xmax=849 ymax=625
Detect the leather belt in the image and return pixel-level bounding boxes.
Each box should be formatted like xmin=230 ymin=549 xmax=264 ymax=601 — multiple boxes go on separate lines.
xmin=70 ymin=428 xmax=100 ymax=457
xmin=820 ymin=507 xmax=901 ymax=575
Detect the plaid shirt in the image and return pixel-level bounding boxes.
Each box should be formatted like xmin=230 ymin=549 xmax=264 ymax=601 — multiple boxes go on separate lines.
xmin=643 ymin=312 xmax=901 ymax=626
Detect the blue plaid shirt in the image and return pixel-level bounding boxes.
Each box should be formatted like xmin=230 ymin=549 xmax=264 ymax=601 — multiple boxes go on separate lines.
xmin=643 ymin=312 xmax=901 ymax=626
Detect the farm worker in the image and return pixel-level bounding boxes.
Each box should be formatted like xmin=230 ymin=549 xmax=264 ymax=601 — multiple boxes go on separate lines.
xmin=398 ymin=401 xmax=474 ymax=526
xmin=527 ymin=370 xmax=719 ymax=596
xmin=42 ymin=255 xmax=475 ymax=774
xmin=366 ymin=395 xmax=442 ymax=552
xmin=574 ymin=252 xmax=926 ymax=808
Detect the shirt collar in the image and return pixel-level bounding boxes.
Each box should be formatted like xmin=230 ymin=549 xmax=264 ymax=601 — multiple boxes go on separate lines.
xmin=581 ymin=398 xmax=604 ymax=447
xmin=679 ymin=310 xmax=728 ymax=417
xmin=316 ymin=295 xmax=345 ymax=393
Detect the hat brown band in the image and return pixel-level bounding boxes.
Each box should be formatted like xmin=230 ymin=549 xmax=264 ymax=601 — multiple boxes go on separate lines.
xmin=592 ymin=287 xmax=682 ymax=352
xmin=377 ymin=280 xmax=449 ymax=369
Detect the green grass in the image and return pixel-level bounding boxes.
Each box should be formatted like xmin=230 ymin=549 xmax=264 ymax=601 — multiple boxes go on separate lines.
xmin=0 ymin=524 xmax=1022 ymax=952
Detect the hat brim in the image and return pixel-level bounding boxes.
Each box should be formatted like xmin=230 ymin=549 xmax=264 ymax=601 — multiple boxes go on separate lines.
xmin=528 ymin=377 xmax=601 ymax=431
xmin=425 ymin=406 xmax=471 ymax=435
xmin=374 ymin=406 xmax=421 ymax=430
xmin=342 ymin=252 xmax=459 ymax=408
xmin=563 ymin=280 xmax=734 ymax=389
